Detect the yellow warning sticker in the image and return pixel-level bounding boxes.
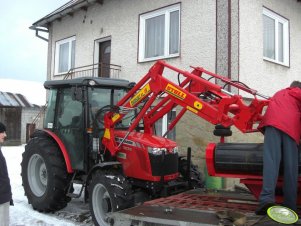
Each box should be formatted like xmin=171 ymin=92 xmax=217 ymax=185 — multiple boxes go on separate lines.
xmin=112 ymin=113 xmax=120 ymax=122
xmin=104 ymin=129 xmax=110 ymax=139
xmin=130 ymin=83 xmax=151 ymax=107
xmin=165 ymin=84 xmax=186 ymax=100
xmin=187 ymin=106 xmax=198 ymax=114
xmin=194 ymin=101 xmax=203 ymax=110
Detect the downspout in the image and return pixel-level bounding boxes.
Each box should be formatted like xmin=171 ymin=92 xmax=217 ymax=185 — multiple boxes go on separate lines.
xmin=227 ymin=0 xmax=231 ymax=92
xmin=29 ymin=26 xmax=49 ymax=42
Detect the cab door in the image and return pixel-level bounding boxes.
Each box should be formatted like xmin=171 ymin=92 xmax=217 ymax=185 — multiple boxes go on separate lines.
xmin=55 ymin=87 xmax=85 ymax=170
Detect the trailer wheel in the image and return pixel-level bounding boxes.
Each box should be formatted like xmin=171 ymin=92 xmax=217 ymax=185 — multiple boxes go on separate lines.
xmin=89 ymin=170 xmax=133 ymax=226
xmin=21 ymin=137 xmax=71 ymax=212
xmin=178 ymin=158 xmax=205 ymax=189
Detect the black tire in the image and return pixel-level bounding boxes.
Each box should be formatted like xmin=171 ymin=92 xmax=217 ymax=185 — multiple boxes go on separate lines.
xmin=213 ymin=128 xmax=232 ymax=137
xmin=89 ymin=170 xmax=134 ymax=226
xmin=178 ymin=158 xmax=205 ymax=189
xmin=21 ymin=137 xmax=71 ymax=212
xmin=213 ymin=124 xmax=232 ymax=137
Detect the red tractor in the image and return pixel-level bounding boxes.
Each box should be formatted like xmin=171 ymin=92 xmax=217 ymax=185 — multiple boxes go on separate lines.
xmin=22 ymin=60 xmax=272 ymax=226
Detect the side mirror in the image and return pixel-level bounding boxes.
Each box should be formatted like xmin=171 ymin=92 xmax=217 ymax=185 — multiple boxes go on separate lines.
xmin=128 ymin=82 xmax=136 ymax=89
xmin=71 ymin=87 xmax=82 ymax=101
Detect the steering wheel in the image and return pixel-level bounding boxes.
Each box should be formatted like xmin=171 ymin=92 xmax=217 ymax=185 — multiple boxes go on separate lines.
xmin=92 ymin=105 xmax=119 ymax=135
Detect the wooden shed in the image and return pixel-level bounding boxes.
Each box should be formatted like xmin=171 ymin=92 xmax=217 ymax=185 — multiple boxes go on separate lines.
xmin=0 ymin=91 xmax=42 ymax=145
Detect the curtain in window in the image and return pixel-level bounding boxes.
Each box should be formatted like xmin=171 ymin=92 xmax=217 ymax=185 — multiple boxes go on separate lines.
xmin=145 ymin=15 xmax=165 ymax=58
xmin=58 ymin=42 xmax=70 ymax=73
xmin=263 ymin=15 xmax=275 ymax=60
xmin=71 ymin=40 xmax=76 ymax=68
xmin=169 ymin=10 xmax=179 ymax=55
xmin=154 ymin=111 xmax=176 ymax=140
xmin=278 ymin=22 xmax=284 ymax=62
xmin=155 ymin=118 xmax=163 ymax=137
xmin=167 ymin=111 xmax=176 ymax=140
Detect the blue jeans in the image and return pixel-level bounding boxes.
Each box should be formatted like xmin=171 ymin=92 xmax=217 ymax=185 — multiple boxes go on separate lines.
xmin=259 ymin=126 xmax=299 ymax=211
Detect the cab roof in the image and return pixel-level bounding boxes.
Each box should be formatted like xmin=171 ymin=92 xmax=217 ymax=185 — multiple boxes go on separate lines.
xmin=44 ymin=77 xmax=131 ymax=89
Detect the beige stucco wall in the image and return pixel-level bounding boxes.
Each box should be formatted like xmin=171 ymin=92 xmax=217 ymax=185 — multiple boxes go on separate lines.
xmin=239 ymin=0 xmax=301 ymax=97
xmin=47 ymin=0 xmax=217 ymax=173
xmin=48 ymin=0 xmax=216 ymax=83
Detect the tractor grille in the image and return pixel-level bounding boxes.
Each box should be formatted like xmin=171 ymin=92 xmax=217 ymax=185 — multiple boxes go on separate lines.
xmin=149 ymin=153 xmax=178 ymax=176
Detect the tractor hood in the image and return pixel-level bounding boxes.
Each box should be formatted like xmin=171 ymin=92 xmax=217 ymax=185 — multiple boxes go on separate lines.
xmin=114 ymin=130 xmax=177 ymax=149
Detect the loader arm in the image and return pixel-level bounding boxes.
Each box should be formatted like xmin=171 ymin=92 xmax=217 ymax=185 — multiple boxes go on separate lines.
xmin=102 ymin=60 xmax=269 ymax=156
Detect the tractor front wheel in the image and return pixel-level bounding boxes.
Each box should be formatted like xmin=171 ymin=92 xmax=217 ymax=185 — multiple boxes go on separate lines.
xmin=89 ymin=170 xmax=133 ymax=226
xmin=21 ymin=137 xmax=71 ymax=212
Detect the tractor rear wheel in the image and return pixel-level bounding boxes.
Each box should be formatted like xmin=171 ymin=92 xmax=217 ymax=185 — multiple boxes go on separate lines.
xmin=21 ymin=137 xmax=71 ymax=212
xmin=89 ymin=170 xmax=134 ymax=226
xmin=178 ymin=158 xmax=205 ymax=189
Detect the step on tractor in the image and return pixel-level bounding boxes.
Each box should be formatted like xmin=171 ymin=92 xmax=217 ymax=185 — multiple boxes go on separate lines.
xmin=22 ymin=60 xmax=281 ymax=226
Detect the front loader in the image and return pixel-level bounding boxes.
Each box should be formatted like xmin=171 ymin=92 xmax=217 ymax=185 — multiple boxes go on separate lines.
xmin=21 ymin=60 xmax=298 ymax=226
xmin=21 ymin=73 xmax=202 ymax=226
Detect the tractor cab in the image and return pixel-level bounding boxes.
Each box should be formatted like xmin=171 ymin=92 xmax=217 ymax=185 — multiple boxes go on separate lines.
xmin=43 ymin=77 xmax=131 ymax=171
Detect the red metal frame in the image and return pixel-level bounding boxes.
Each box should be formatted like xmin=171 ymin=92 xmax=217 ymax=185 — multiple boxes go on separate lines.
xmin=145 ymin=192 xmax=259 ymax=213
xmin=102 ymin=60 xmax=269 ymax=156
xmin=99 ymin=60 xmax=273 ymax=187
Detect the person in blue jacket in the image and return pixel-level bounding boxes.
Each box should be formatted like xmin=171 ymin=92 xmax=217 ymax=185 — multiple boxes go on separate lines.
xmin=0 ymin=122 xmax=12 ymax=226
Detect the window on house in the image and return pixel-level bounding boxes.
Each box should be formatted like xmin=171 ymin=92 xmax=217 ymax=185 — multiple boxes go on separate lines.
xmin=55 ymin=36 xmax=76 ymax=74
xmin=263 ymin=8 xmax=289 ymax=66
xmin=139 ymin=4 xmax=180 ymax=62
xmin=154 ymin=111 xmax=176 ymax=141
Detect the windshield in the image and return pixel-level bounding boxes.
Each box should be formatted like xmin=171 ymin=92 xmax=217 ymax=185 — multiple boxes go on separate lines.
xmin=88 ymin=87 xmax=134 ymax=129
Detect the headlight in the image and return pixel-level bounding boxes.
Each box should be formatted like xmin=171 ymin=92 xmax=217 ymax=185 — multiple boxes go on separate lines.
xmin=148 ymin=147 xmax=167 ymax=155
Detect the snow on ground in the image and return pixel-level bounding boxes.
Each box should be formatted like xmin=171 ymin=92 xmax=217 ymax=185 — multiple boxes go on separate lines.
xmin=2 ymin=145 xmax=93 ymax=226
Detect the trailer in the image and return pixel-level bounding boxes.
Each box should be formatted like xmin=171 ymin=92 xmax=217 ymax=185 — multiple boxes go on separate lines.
xmin=112 ymin=188 xmax=299 ymax=226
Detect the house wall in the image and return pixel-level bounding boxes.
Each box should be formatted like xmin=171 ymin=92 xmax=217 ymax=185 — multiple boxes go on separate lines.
xmin=239 ymin=0 xmax=301 ymax=97
xmin=48 ymin=0 xmax=217 ymax=83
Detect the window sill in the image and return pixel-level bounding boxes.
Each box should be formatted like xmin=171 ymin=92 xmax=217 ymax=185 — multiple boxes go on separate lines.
xmin=138 ymin=54 xmax=179 ymax=63
xmin=263 ymin=57 xmax=289 ymax=68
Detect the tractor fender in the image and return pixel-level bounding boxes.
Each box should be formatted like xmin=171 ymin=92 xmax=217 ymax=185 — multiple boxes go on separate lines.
xmin=86 ymin=161 xmax=122 ymax=183
xmin=30 ymin=129 xmax=73 ymax=173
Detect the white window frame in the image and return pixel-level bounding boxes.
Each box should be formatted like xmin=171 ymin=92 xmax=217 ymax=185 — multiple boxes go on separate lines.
xmin=263 ymin=8 xmax=289 ymax=66
xmin=54 ymin=36 xmax=76 ymax=75
xmin=155 ymin=110 xmax=176 ymax=140
xmin=138 ymin=4 xmax=180 ymax=62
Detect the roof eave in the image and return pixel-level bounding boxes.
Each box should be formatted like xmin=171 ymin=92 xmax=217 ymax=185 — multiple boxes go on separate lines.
xmin=31 ymin=0 xmax=100 ymax=29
